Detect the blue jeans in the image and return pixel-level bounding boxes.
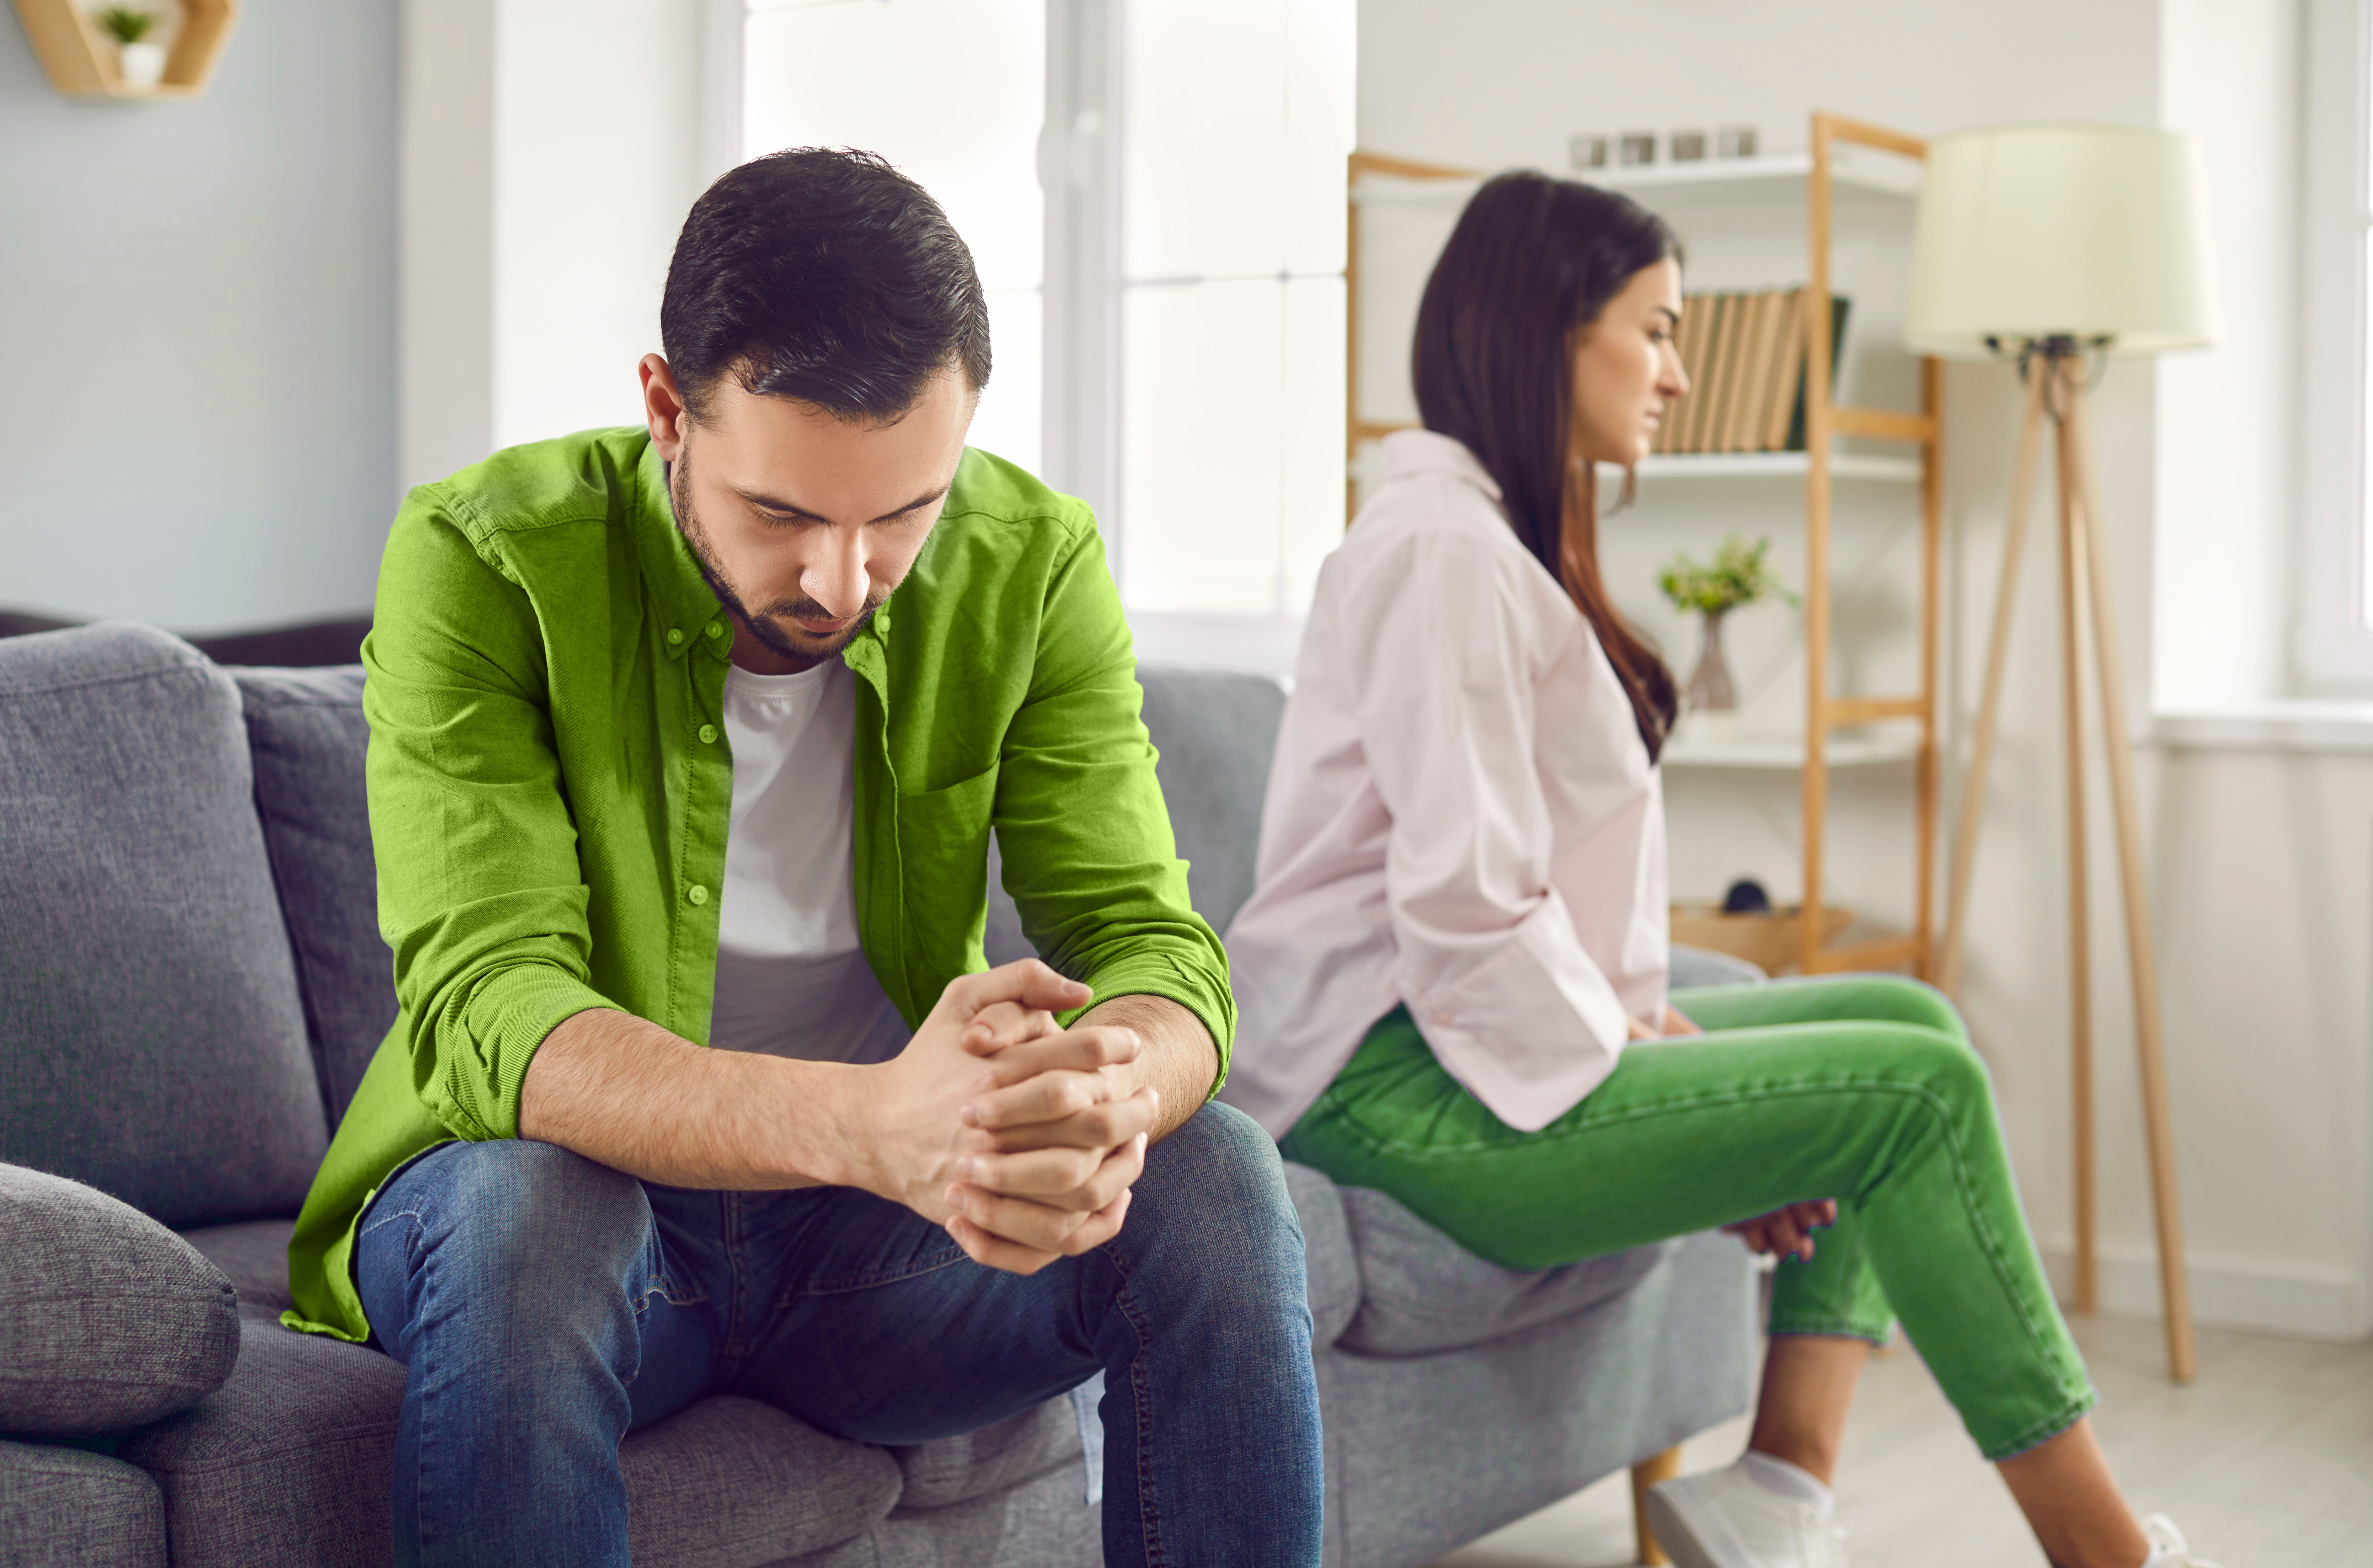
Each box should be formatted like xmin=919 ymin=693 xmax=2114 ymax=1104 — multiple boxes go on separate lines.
xmin=354 ymin=1101 xmax=1322 ymax=1568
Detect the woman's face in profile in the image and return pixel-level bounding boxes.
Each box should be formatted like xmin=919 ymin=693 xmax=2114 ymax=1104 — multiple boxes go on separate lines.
xmin=1570 ymin=258 xmax=1688 ymax=467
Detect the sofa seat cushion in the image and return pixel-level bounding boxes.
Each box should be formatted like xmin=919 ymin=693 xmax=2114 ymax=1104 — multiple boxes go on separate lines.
xmin=229 ymin=666 xmax=392 ymax=1127
xmin=889 ymin=1399 xmax=1080 ymax=1512
xmin=117 ymin=1318 xmax=903 ymax=1568
xmin=178 ymin=1218 xmax=299 ymax=1321
xmin=623 ymin=1398 xmax=903 ymax=1568
xmin=0 ymin=1437 xmax=167 ymax=1567
xmin=1332 ymin=1183 xmax=1679 ymax=1357
xmin=0 ymin=623 xmax=327 ymax=1225
xmin=1283 ymin=1161 xmax=1362 ymax=1347
xmin=0 ymin=1165 xmax=240 ymax=1437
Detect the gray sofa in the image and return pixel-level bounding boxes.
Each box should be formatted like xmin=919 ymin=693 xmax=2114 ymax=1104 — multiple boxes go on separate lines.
xmin=0 ymin=620 xmax=1758 ymax=1568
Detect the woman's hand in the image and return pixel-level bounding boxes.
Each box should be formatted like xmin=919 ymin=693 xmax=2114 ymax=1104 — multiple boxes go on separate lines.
xmin=1626 ymin=1004 xmax=1704 ymax=1040
xmin=1723 ymin=1200 xmax=1838 ymax=1263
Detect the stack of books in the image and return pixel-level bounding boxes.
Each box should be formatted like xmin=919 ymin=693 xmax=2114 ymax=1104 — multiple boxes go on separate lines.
xmin=1653 ymin=289 xmax=1849 ymax=455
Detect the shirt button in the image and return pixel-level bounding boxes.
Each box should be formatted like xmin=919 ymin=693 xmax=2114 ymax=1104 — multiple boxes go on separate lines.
xmin=698 ymin=724 xmax=718 ymax=744
xmin=667 ymin=627 xmax=685 ymax=646
xmin=686 ymin=884 xmax=709 ymax=906
xmin=704 ymin=621 xmax=724 ymax=638
xmin=1432 ymin=1011 xmax=1454 ymax=1027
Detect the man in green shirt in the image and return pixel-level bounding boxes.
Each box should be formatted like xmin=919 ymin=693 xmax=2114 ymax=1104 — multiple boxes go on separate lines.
xmin=283 ymin=148 xmax=1321 ymax=1567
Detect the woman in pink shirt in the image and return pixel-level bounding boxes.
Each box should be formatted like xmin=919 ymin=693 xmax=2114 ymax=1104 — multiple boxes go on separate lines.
xmin=1221 ymin=172 xmax=2213 ymax=1568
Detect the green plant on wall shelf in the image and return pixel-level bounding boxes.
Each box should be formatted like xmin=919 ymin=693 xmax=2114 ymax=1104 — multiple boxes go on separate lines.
xmin=93 ymin=5 xmax=155 ymax=42
xmin=91 ymin=4 xmax=169 ymax=89
xmin=1656 ymin=534 xmax=1797 ymax=721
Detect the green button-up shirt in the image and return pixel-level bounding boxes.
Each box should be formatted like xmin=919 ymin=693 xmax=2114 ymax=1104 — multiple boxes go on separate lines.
xmin=283 ymin=427 xmax=1234 ymax=1343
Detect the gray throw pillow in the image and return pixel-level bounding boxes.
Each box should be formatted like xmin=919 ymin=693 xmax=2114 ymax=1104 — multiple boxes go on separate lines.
xmin=0 ymin=1165 xmax=240 ymax=1437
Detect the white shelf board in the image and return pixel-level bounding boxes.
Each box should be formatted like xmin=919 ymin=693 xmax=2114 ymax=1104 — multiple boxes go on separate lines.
xmin=1628 ymin=452 xmax=1922 ymax=483
xmin=1593 ymin=149 xmax=1922 ymax=203
xmin=1662 ymin=732 xmax=1919 ymax=769
xmin=1352 ymin=150 xmax=1920 ymax=210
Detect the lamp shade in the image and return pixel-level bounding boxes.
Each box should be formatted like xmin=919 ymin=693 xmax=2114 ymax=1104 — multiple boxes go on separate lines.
xmin=1905 ymin=123 xmax=2218 ymax=358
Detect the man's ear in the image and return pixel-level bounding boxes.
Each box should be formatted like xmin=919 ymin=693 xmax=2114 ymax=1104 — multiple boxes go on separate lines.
xmin=639 ymin=354 xmax=690 ymax=460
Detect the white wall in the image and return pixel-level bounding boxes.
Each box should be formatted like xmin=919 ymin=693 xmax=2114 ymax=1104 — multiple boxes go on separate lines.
xmin=1360 ymin=0 xmax=2373 ymax=1339
xmin=401 ymin=0 xmax=704 ymax=489
xmin=0 ymin=0 xmax=398 ymax=632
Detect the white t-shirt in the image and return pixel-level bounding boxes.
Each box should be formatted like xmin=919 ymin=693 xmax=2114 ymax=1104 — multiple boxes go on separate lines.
xmin=709 ymin=658 xmax=911 ymax=1065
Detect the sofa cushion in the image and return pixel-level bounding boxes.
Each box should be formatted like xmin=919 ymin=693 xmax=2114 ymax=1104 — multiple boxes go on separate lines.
xmin=0 ymin=623 xmax=328 ymax=1225
xmin=889 ymin=1399 xmax=1080 ymax=1512
xmin=118 ymin=1317 xmax=902 ymax=1568
xmin=624 ymin=1398 xmax=902 ymax=1568
xmin=1284 ymin=1160 xmax=1362 ymax=1348
xmin=1332 ymin=1182 xmax=1679 ymax=1358
xmin=230 ymin=666 xmax=393 ymax=1125
xmin=179 ymin=1217 xmax=299 ymax=1321
xmin=0 ymin=1164 xmax=241 ymax=1437
xmin=985 ymin=665 xmax=1285 ymax=965
xmin=0 ymin=1437 xmax=168 ymax=1567
xmin=1134 ymin=668 xmax=1287 ymax=936
xmin=807 ymin=1461 xmax=1100 ymax=1568
xmin=117 ymin=1316 xmax=405 ymax=1568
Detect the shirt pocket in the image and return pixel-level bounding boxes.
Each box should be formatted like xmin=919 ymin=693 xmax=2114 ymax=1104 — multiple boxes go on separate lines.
xmin=895 ymin=762 xmax=1000 ymax=958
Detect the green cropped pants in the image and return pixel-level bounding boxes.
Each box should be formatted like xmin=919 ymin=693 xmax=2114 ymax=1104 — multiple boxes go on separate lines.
xmin=1279 ymin=974 xmax=2095 ymax=1461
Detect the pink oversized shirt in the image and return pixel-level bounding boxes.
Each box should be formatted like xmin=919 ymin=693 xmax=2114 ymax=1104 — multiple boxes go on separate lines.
xmin=1220 ymin=429 xmax=1669 ymax=1137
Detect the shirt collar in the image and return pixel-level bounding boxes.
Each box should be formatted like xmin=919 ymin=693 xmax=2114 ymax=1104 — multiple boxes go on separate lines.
xmin=1381 ymin=428 xmax=1503 ymax=501
xmin=631 ymin=440 xmax=734 ymax=664
xmin=629 ymin=435 xmax=897 ymax=679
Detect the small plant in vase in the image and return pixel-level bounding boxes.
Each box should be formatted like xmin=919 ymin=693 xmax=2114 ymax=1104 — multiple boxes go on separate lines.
xmin=1656 ymin=534 xmax=1796 ymax=739
xmin=96 ymin=6 xmax=166 ymax=91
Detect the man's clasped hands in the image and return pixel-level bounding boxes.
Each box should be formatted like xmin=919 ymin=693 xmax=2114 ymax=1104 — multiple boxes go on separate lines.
xmin=860 ymin=959 xmax=1158 ymax=1276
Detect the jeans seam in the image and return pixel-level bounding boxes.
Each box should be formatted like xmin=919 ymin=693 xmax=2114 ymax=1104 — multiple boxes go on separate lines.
xmin=1980 ymin=1387 xmax=2100 ymax=1462
xmin=786 ymin=1244 xmax=971 ymax=1299
xmin=1098 ymin=1243 xmax=1167 ymax=1568
xmin=1767 ymin=1317 xmax=1892 ymax=1345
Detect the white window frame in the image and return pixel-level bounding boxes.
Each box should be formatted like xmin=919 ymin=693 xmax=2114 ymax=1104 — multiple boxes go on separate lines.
xmin=2299 ymin=0 xmax=2373 ymax=691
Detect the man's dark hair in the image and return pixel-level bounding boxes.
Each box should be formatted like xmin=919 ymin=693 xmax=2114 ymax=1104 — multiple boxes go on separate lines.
xmin=661 ymin=147 xmax=991 ymax=422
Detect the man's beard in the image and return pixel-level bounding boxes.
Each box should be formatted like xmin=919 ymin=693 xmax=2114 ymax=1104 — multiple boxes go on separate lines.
xmin=668 ymin=447 xmax=885 ymax=664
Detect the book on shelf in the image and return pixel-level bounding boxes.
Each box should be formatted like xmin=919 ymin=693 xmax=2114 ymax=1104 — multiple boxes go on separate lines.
xmin=1656 ymin=288 xmax=1849 ymax=456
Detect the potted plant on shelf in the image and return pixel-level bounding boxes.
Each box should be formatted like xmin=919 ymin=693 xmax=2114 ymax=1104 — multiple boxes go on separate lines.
xmin=95 ymin=5 xmax=166 ymax=91
xmin=1656 ymin=533 xmax=1796 ymax=741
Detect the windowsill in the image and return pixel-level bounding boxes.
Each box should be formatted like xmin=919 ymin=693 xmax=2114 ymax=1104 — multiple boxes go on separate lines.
xmin=2150 ymin=699 xmax=2373 ymax=753
xmin=1127 ymin=612 xmax=1303 ymax=681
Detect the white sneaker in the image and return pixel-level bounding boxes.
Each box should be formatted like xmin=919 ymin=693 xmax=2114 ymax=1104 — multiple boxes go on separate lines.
xmin=2141 ymin=1515 xmax=2226 ymax=1568
xmin=1646 ymin=1460 xmax=1848 ymax=1568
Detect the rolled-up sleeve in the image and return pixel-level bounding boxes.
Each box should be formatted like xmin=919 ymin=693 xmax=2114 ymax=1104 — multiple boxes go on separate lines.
xmin=1347 ymin=529 xmax=1629 ymax=1131
xmin=363 ymin=495 xmax=617 ymax=1142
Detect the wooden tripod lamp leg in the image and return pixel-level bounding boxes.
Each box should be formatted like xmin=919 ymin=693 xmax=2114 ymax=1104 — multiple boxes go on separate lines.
xmin=1938 ymin=364 xmax=2055 ymax=998
xmin=2063 ymin=391 xmax=2198 ymax=1384
xmin=2053 ymin=372 xmax=2099 ymax=1317
xmin=1632 ymin=1446 xmax=1684 ymax=1565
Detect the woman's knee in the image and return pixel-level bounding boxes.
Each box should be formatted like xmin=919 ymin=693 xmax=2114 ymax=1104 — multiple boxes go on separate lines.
xmin=1859 ymin=973 xmax=1968 ymax=1039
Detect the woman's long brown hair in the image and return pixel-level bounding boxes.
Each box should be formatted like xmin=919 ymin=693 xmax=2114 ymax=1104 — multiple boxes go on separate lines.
xmin=1410 ymin=171 xmax=1679 ymax=760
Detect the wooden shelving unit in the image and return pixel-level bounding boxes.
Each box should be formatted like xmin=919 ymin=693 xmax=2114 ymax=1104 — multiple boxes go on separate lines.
xmin=1347 ymin=113 xmax=1943 ymax=977
xmin=10 ymin=0 xmax=239 ymax=100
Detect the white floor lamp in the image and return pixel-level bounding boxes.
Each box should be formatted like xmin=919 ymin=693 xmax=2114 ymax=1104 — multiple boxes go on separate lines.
xmin=1907 ymin=123 xmax=2217 ymax=1384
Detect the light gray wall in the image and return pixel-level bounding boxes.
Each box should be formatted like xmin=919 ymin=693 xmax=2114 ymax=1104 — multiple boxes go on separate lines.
xmin=0 ymin=0 xmax=399 ymax=633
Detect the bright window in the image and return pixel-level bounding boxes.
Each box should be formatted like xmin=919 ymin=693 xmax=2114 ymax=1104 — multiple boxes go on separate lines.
xmin=1114 ymin=0 xmax=1355 ymax=619
xmin=739 ymin=0 xmax=1045 ymax=475
xmin=728 ymin=0 xmax=1356 ymax=652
